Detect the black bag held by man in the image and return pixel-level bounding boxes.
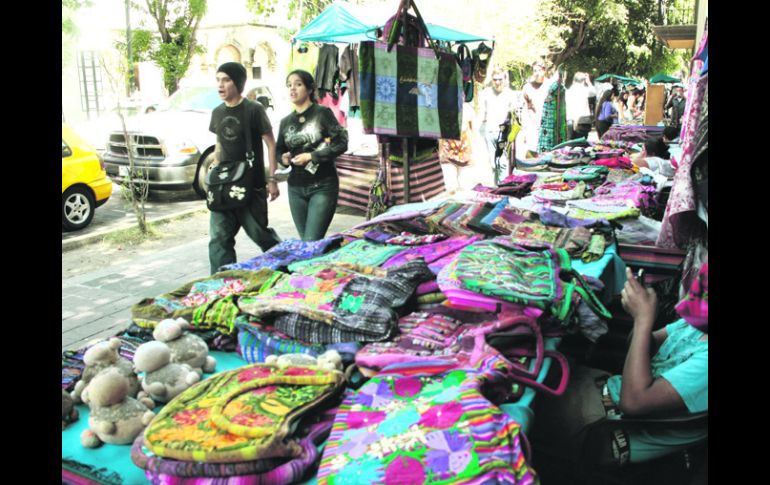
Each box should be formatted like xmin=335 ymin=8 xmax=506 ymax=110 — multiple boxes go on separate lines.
xmin=206 ymin=110 xmax=256 ymax=212
xmin=205 ymin=159 xmax=255 ymax=211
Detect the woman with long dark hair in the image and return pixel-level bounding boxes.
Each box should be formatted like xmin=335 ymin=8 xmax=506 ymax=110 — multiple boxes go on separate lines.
xmin=275 ymin=70 xmax=348 ymax=241
xmin=595 ymin=89 xmax=618 ymax=139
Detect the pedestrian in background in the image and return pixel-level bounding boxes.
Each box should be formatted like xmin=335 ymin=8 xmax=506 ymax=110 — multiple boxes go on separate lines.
xmin=565 ymin=71 xmax=596 ymax=139
xmin=521 ymin=61 xmax=550 ymax=156
xmin=479 ymin=66 xmax=517 ymax=184
xmin=595 ymin=89 xmax=619 ymax=139
xmin=207 ymin=62 xmax=282 ymax=274
xmin=276 ymin=70 xmax=348 ymax=241
xmin=665 ymin=84 xmax=686 ymax=130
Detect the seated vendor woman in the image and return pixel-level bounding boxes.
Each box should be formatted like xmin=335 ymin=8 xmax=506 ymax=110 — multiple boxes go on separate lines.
xmin=532 ymin=263 xmax=708 ymax=466
xmin=276 ymin=70 xmax=348 ymax=241
xmin=632 ymin=137 xmax=675 ymax=178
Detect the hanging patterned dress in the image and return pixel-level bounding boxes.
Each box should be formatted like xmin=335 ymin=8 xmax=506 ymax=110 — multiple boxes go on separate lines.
xmin=537 ymin=81 xmax=567 ymax=153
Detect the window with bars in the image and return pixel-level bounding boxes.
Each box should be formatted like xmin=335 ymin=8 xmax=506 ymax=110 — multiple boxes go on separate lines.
xmin=77 ymin=51 xmax=105 ymax=120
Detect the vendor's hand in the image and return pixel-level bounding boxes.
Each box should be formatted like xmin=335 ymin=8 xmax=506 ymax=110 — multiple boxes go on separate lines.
xmin=621 ymin=267 xmax=658 ymax=328
xmin=291 ymin=152 xmax=312 ymax=166
xmin=280 ymin=152 xmax=292 ymax=167
xmin=267 ymin=181 xmax=280 ymax=201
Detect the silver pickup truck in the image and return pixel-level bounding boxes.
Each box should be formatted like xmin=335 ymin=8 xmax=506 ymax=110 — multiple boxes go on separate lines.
xmin=102 ymin=82 xmax=275 ymax=198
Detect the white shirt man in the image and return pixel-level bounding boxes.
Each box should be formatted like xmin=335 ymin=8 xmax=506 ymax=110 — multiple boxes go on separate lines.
xmin=479 ymin=72 xmax=516 ymax=184
xmin=566 ymin=72 xmax=596 ymax=137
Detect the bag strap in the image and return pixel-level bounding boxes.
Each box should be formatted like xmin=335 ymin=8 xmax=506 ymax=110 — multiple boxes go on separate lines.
xmin=555 ymin=248 xmax=612 ymax=320
xmin=243 ymin=101 xmax=254 ymax=168
xmin=473 ymin=313 xmax=544 ymax=380
xmin=455 ymin=43 xmax=472 ymax=63
xmin=386 ymin=0 xmax=440 ymax=58
xmin=505 ymin=348 xmax=570 ymax=396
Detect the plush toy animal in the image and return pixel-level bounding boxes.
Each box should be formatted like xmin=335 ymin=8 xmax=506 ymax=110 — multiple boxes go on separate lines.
xmin=152 ymin=318 xmax=216 ymax=375
xmin=133 ymin=340 xmax=201 ymax=403
xmin=264 ymin=350 xmax=343 ymax=372
xmin=79 ymin=369 xmax=155 ymax=448
xmin=62 ymin=390 xmax=79 ymax=430
xmin=71 ymin=338 xmax=140 ymax=404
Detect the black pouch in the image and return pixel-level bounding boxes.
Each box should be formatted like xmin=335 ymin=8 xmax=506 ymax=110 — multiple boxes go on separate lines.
xmin=205 ymin=159 xmax=255 ymax=211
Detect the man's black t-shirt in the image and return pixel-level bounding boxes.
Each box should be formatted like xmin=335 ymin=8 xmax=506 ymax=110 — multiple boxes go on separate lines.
xmin=209 ymin=99 xmax=272 ymax=187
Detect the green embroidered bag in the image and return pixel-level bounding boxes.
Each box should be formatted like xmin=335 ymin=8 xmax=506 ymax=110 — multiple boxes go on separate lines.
xmin=453 ymin=238 xmax=611 ymax=322
xmin=143 ymin=363 xmax=345 ymax=463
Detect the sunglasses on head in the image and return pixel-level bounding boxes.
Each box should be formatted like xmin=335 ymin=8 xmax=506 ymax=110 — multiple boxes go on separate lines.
xmin=493 ymin=78 xmax=504 ymax=81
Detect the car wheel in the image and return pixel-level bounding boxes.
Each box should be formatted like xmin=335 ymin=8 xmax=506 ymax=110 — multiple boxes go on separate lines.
xmin=62 ymin=186 xmax=95 ymax=231
xmin=194 ymin=152 xmax=216 ymax=199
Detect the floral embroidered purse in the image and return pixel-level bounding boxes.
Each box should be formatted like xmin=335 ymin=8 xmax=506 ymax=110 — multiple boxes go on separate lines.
xmin=142 ymin=364 xmax=345 ymax=463
xmin=316 ymin=360 xmax=538 ymax=484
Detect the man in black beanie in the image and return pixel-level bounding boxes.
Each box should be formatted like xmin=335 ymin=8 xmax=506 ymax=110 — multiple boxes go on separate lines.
xmin=207 ymin=62 xmax=282 ymax=273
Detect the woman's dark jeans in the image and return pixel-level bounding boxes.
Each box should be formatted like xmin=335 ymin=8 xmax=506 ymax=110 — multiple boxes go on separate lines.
xmin=287 ymin=176 xmax=339 ymax=241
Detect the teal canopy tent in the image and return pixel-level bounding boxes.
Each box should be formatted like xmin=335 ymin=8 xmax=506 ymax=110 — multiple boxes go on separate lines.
xmin=595 ymin=74 xmax=643 ymax=85
xmin=649 ymin=73 xmax=681 ymax=84
xmin=292 ymin=0 xmax=490 ymax=44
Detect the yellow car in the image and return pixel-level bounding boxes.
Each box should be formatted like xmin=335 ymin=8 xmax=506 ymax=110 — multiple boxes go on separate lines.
xmin=62 ymin=124 xmax=113 ymax=231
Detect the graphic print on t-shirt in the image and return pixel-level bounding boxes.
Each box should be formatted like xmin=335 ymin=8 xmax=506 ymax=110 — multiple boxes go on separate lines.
xmin=220 ymin=115 xmax=243 ymax=142
xmin=285 ymin=122 xmax=321 ymax=151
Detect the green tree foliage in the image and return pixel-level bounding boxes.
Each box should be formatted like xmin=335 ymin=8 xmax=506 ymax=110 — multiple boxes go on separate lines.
xmin=545 ymin=0 xmax=687 ymax=79
xmin=247 ymin=0 xmax=335 ymax=27
xmin=62 ymin=0 xmax=92 ymax=70
xmin=126 ymin=0 xmax=208 ymax=95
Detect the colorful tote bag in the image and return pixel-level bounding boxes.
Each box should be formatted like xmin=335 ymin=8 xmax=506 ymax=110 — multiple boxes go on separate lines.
xmin=355 ymin=311 xmax=570 ymax=397
xmin=133 ymin=408 xmax=337 ymax=483
xmin=448 ymin=238 xmax=611 ymax=322
xmin=273 ymin=259 xmax=434 ymax=344
xmin=236 ymin=316 xmax=361 ymax=365
xmin=220 ymin=237 xmax=342 ymax=272
xmin=287 ymin=239 xmax=406 ymax=273
xmin=562 ymin=165 xmax=609 ymax=182
xmin=142 ymin=363 xmax=345 ymax=464
xmin=316 ymin=360 xmax=538 ymax=485
xmin=131 ymin=270 xmax=277 ymax=329
xmin=359 ymin=40 xmax=463 ymax=140
xmin=508 ymin=222 xmax=593 ymax=258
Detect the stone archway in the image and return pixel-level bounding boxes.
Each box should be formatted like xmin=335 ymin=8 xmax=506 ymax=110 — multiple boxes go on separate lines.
xmin=215 ymin=44 xmax=242 ymax=65
xmin=250 ymin=42 xmax=277 ymax=81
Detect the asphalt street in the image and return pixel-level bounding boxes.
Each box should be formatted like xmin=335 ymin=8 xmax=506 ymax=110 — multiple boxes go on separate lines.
xmin=62 ymin=183 xmax=206 ymax=251
xmin=61 ymin=182 xmax=366 ymax=351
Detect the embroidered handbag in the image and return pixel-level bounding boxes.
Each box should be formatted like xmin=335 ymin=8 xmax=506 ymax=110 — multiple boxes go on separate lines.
xmin=509 ymin=221 xmax=593 ymax=257
xmin=142 ymin=363 xmax=345 ymax=463
xmin=359 ymin=1 xmax=463 ymax=141
xmin=446 ymin=238 xmax=612 ymax=322
xmin=355 ymin=310 xmax=570 ymax=396
xmin=272 ymin=259 xmax=433 ymax=344
xmin=133 ymin=407 xmax=337 ymax=482
xmin=456 ymin=43 xmax=474 ymax=102
xmin=236 ymin=315 xmax=361 ymax=364
xmin=316 ymin=359 xmax=538 ymax=485
xmin=562 ymin=165 xmax=610 ymax=182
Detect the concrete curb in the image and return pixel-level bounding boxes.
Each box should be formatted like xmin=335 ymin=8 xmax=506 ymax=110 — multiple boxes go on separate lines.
xmin=61 ymin=207 xmax=208 ymax=253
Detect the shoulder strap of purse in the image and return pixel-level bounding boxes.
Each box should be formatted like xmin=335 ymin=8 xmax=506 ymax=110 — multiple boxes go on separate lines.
xmin=243 ymin=100 xmax=254 ymax=168
xmin=555 ymin=248 xmax=613 ymax=320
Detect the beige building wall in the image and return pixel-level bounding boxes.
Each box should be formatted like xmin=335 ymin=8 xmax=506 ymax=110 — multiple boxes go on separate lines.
xmin=696 ymin=0 xmax=708 ymax=47
xmin=189 ymin=23 xmax=290 ymax=106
